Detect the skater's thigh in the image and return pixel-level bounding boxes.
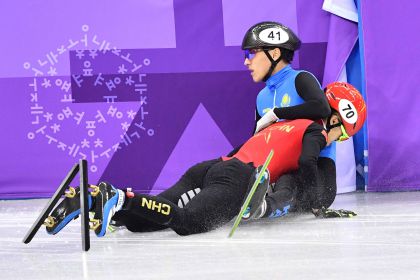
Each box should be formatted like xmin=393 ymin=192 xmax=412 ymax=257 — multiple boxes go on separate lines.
xmin=174 ymin=182 xmax=239 ymax=234
xmin=272 ymin=172 xmax=300 ymax=194
xmin=183 ymin=159 xmax=253 ymax=222
xmin=158 ymin=158 xmax=221 ymax=203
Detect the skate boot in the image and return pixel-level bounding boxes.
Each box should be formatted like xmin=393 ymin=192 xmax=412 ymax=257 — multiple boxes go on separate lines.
xmin=242 ymin=166 xmax=270 ymax=221
xmin=44 ymin=187 xmax=93 ymax=235
xmin=90 ymin=182 xmax=125 ymax=237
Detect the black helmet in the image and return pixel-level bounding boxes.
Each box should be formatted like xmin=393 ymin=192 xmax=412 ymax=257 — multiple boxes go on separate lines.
xmin=241 ymin=21 xmax=301 ymax=51
xmin=241 ymin=22 xmax=301 ymax=82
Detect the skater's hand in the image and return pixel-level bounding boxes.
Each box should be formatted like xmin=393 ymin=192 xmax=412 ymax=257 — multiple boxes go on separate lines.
xmin=312 ymin=207 xmax=357 ymax=218
xmin=255 ymin=109 xmax=278 ymax=134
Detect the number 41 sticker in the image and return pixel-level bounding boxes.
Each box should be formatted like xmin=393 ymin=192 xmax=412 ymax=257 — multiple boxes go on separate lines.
xmin=259 ymin=27 xmax=289 ymax=44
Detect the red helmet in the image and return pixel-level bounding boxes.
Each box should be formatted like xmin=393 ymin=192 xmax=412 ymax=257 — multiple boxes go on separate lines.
xmin=325 ymin=82 xmax=367 ymax=139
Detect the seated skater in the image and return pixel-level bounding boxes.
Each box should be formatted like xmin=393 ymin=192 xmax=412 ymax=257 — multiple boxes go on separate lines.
xmin=45 ymin=82 xmax=366 ymax=236
xmin=252 ymin=82 xmax=366 ymax=219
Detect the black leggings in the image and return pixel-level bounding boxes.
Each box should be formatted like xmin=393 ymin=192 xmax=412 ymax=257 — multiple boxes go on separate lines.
xmin=264 ymin=157 xmax=336 ymax=217
xmin=113 ymin=158 xmax=254 ymax=235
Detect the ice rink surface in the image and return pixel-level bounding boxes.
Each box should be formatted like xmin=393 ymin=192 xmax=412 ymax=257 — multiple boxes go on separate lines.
xmin=1 ymin=191 xmax=420 ymax=280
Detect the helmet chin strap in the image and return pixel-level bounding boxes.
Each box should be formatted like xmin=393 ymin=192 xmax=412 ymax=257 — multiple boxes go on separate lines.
xmin=325 ymin=116 xmax=343 ymax=132
xmin=262 ymin=50 xmax=282 ymax=82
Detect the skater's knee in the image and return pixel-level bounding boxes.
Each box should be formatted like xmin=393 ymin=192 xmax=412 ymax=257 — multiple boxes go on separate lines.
xmin=183 ymin=159 xmax=220 ymax=180
xmin=171 ymin=209 xmax=210 ymax=236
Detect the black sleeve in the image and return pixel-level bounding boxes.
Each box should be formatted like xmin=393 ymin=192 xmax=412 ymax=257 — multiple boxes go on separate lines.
xmin=272 ymin=72 xmax=331 ymax=120
xmin=315 ymin=157 xmax=337 ymax=208
xmin=297 ymin=122 xmax=328 ymax=209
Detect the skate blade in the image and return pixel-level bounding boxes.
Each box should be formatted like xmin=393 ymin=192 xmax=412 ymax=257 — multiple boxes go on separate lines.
xmin=43 ymin=216 xmax=56 ymax=228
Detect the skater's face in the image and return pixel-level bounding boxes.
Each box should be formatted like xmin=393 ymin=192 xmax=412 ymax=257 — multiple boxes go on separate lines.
xmin=244 ymin=48 xmax=276 ymax=82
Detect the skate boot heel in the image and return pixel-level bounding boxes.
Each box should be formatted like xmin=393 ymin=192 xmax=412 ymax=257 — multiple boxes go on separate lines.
xmin=91 ymin=182 xmax=125 ymax=237
xmin=43 ymin=216 xmax=56 ymax=228
xmin=64 ymin=187 xmax=77 ymax=198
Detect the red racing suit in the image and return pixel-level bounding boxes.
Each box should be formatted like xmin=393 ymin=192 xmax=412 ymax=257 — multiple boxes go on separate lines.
xmin=223 ymin=119 xmax=326 ymax=183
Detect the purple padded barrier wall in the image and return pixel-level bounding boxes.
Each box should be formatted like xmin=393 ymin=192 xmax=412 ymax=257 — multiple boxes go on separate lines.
xmin=0 ymin=0 xmax=350 ymax=198
xmin=360 ymin=0 xmax=420 ymax=191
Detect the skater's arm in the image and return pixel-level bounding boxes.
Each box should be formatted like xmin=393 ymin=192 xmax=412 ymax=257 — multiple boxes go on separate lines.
xmin=255 ymin=73 xmax=330 ymax=133
xmin=272 ymin=72 xmax=331 ymax=120
xmin=297 ymin=123 xmax=327 ymax=210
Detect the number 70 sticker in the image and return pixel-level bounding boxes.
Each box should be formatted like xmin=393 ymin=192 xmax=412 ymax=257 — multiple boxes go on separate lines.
xmin=338 ymin=99 xmax=358 ymax=124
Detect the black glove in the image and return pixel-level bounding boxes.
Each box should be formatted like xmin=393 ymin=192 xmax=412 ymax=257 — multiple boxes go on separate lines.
xmin=312 ymin=207 xmax=357 ymax=218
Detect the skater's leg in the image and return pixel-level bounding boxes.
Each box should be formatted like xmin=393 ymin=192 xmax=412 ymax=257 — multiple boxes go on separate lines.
xmin=111 ymin=159 xmax=221 ymax=232
xmin=158 ymin=158 xmax=221 ymax=205
xmin=123 ymin=159 xmax=254 ymax=235
xmin=262 ymin=172 xmax=299 ymax=218
xmin=111 ymin=211 xmax=168 ymax=232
